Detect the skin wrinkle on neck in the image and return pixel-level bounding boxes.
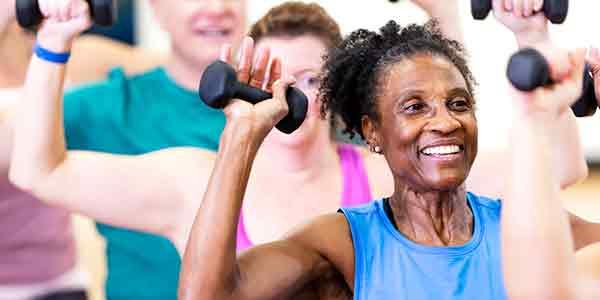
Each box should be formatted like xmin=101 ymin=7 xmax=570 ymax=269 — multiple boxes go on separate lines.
xmin=390 ymin=184 xmax=473 ymax=247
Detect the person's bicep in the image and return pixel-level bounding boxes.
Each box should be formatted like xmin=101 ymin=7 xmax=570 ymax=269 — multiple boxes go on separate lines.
xmin=181 ymin=213 xmax=349 ymax=300
xmin=31 ymin=147 xmax=214 ymax=244
xmin=179 ymin=236 xmax=325 ymax=300
xmin=232 ymin=240 xmax=328 ymax=299
xmin=236 ymin=213 xmax=352 ymax=299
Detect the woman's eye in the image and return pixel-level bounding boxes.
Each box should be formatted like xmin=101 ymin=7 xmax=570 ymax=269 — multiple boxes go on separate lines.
xmin=295 ymin=73 xmax=321 ymax=92
xmin=306 ymin=76 xmax=320 ymax=87
xmin=404 ymin=101 xmax=425 ymax=113
xmin=448 ymin=98 xmax=471 ymax=111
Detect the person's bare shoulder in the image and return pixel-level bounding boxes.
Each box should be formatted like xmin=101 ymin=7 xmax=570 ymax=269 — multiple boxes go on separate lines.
xmin=230 ymin=213 xmax=355 ymax=299
xmin=284 ymin=212 xmax=356 ymax=291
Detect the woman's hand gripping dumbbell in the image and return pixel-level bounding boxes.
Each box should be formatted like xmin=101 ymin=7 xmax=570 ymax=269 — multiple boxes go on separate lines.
xmin=199 ymin=39 xmax=308 ymax=134
xmin=472 ymin=0 xmax=568 ymax=24
xmin=16 ymin=0 xmax=115 ymax=29
xmin=507 ymin=47 xmax=597 ymax=117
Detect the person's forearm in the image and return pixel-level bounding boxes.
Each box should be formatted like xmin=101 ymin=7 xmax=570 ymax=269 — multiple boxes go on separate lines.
xmin=552 ymin=110 xmax=588 ymax=189
xmin=515 ymin=27 xmax=551 ymax=49
xmin=9 ymin=50 xmax=68 ymax=190
xmin=0 ymin=20 xmax=13 ymax=37
xmin=0 ymin=7 xmax=16 ymax=37
xmin=427 ymin=1 xmax=463 ymax=44
xmin=504 ymin=116 xmax=577 ymax=300
xmin=513 ymin=24 xmax=587 ymax=188
xmin=179 ymin=122 xmax=261 ymax=300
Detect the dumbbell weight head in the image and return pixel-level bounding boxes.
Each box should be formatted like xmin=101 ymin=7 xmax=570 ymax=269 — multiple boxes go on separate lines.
xmin=16 ymin=0 xmax=116 ymax=29
xmin=507 ymin=48 xmax=551 ymax=91
xmin=544 ymin=0 xmax=569 ymax=24
xmin=471 ymin=0 xmax=492 ymax=20
xmin=16 ymin=0 xmax=42 ymax=29
xmin=90 ymin=0 xmax=117 ymax=26
xmin=571 ymin=66 xmax=597 ymax=117
xmin=199 ymin=60 xmax=308 ymax=134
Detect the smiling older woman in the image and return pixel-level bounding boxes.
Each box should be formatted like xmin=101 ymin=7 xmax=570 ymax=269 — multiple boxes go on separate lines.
xmin=176 ymin=11 xmax=593 ymax=298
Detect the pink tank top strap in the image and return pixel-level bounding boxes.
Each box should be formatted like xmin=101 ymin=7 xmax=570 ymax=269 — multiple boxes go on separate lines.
xmin=236 ymin=144 xmax=373 ymax=251
xmin=337 ymin=144 xmax=373 ymax=207
xmin=236 ymin=213 xmax=253 ymax=251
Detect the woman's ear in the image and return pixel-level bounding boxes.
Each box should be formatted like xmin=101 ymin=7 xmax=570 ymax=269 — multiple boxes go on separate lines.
xmin=362 ymin=115 xmax=383 ymax=154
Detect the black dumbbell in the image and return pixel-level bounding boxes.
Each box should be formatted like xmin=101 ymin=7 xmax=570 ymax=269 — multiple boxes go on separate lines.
xmin=198 ymin=60 xmax=309 ymax=134
xmin=472 ymin=0 xmax=569 ymax=24
xmin=507 ymin=48 xmax=597 ymax=117
xmin=16 ymin=0 xmax=117 ymax=29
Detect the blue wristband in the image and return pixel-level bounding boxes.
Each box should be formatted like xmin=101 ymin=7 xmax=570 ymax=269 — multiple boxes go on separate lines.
xmin=34 ymin=42 xmax=71 ymax=64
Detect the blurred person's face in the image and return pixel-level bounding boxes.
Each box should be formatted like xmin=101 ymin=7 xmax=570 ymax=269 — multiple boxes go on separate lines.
xmin=257 ymin=35 xmax=329 ymax=148
xmin=150 ymin=0 xmax=247 ymax=69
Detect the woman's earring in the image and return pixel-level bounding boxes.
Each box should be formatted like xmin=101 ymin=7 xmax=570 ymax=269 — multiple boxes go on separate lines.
xmin=369 ymin=142 xmax=383 ymax=154
xmin=373 ymin=145 xmax=382 ymax=154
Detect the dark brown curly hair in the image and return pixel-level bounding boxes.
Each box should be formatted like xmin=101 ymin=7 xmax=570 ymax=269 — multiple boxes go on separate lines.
xmin=319 ymin=20 xmax=477 ymax=139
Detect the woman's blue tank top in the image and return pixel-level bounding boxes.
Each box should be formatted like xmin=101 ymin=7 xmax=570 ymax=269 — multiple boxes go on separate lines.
xmin=340 ymin=192 xmax=507 ymax=300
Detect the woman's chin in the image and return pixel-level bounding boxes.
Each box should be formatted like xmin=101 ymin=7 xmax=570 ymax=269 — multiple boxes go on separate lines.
xmin=425 ymin=175 xmax=467 ymax=192
xmin=265 ymin=118 xmax=326 ymax=149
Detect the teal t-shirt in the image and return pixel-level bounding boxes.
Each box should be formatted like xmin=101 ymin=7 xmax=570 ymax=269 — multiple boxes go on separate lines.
xmin=64 ymin=68 xmax=225 ymax=300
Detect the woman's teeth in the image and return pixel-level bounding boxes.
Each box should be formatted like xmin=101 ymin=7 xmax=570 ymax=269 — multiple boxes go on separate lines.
xmin=421 ymin=145 xmax=461 ymax=156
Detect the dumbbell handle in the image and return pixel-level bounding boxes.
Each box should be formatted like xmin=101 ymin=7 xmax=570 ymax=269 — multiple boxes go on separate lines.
xmin=543 ymin=0 xmax=569 ymax=24
xmin=234 ymin=84 xmax=272 ymax=105
xmin=233 ymin=83 xmax=308 ymax=134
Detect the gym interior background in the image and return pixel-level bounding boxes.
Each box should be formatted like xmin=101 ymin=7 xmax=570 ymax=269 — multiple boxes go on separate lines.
xmin=75 ymin=1 xmax=600 ymax=300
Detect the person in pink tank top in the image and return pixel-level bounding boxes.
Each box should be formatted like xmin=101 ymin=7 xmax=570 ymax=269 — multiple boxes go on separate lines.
xmin=234 ymin=1 xmax=463 ymax=251
xmin=236 ymin=143 xmax=374 ymax=250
